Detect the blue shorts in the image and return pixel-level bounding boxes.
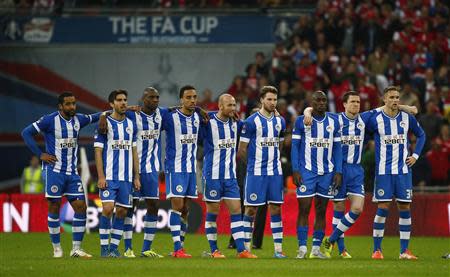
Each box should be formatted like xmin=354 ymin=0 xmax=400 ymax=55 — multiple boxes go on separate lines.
xmin=244 ymin=175 xmax=283 ymax=206
xmin=165 ymin=171 xmax=197 ymax=199
xmin=99 ymin=181 xmax=132 ymax=208
xmin=133 ymin=172 xmax=159 ymax=200
xmin=296 ymin=169 xmax=334 ymax=199
xmin=373 ymin=173 xmax=413 ymax=202
xmin=203 ymin=177 xmax=240 ymax=202
xmin=334 ymin=164 xmax=365 ymax=201
xmin=44 ymin=166 xmax=85 ymax=201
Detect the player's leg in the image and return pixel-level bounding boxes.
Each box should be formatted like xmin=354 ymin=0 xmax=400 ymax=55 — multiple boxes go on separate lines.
xmin=179 ymin=172 xmax=197 ymax=248
xmin=396 ymin=173 xmax=416 ymax=259
xmin=69 ymin=198 xmax=92 ymax=258
xmin=123 ymin=199 xmax=138 ymax=257
xmin=44 ymin=169 xmax=64 ymax=257
xmin=330 ymin=201 xmax=346 ymax=254
xmin=99 ymin=201 xmax=114 ymax=257
xmin=296 ymin=197 xmax=312 ymax=258
xmin=268 ymin=175 xmax=285 ymax=258
xmin=205 ymin=201 xmax=223 ymax=257
xmin=372 ymin=174 xmax=392 ymax=259
xmin=180 ymin=199 xmax=190 ymax=247
xmin=141 ymin=199 xmax=161 ymax=257
xmin=243 ymin=175 xmax=267 ymax=251
xmin=310 ymin=196 xmax=330 ymax=259
xmin=329 ymin=168 xmax=348 ymax=256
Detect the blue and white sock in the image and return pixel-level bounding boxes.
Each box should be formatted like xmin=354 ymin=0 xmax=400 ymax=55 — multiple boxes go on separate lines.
xmin=99 ymin=215 xmax=111 ymax=248
xmin=230 ymin=214 xmax=246 ymax=253
xmin=180 ymin=218 xmax=187 ymax=247
xmin=110 ymin=217 xmax=124 ymax=251
xmin=205 ymin=213 xmax=218 ymax=253
xmin=297 ymin=225 xmax=308 ymax=250
xmin=123 ymin=209 xmax=133 ymax=251
xmin=270 ymin=215 xmax=283 ymax=253
xmin=330 ymin=211 xmax=360 ymax=249
xmin=312 ymin=230 xmax=325 ymax=252
xmin=72 ymin=213 xmax=86 ymax=250
xmin=169 ymin=210 xmax=182 ymax=251
xmin=242 ymin=215 xmax=254 ymax=250
xmin=48 ymin=213 xmax=61 ymax=250
xmin=332 ymin=210 xmax=346 ymax=253
xmin=142 ymin=214 xmax=158 ymax=252
xmin=399 ymin=210 xmax=411 ymax=254
xmin=373 ymin=208 xmax=388 ymax=252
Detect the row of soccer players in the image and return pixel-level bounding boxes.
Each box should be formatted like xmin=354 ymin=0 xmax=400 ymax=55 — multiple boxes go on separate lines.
xmin=21 ymin=84 xmax=424 ymax=259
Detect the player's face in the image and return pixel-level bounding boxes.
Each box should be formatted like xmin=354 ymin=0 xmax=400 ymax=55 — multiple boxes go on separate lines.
xmin=111 ymin=93 xmax=128 ymax=115
xmin=59 ymin=96 xmax=76 ymax=117
xmin=312 ymin=93 xmax=327 ymax=112
xmin=344 ymin=95 xmax=360 ymax=114
xmin=142 ymin=91 xmax=159 ymax=111
xmin=384 ymin=90 xmax=400 ymax=110
xmin=220 ymin=97 xmax=236 ymax=117
xmin=261 ymin=92 xmax=277 ymax=113
xmin=181 ymin=89 xmax=197 ymax=111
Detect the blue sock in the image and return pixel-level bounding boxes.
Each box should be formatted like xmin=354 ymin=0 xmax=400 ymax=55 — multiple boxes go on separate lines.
xmin=312 ymin=230 xmax=325 ymax=247
xmin=205 ymin=213 xmax=218 ymax=253
xmin=110 ymin=217 xmax=124 ymax=251
xmin=99 ymin=215 xmax=111 ymax=248
xmin=330 ymin=211 xmax=360 ymax=253
xmin=373 ymin=208 xmax=388 ymax=252
xmin=399 ymin=210 xmax=411 ymax=254
xmin=142 ymin=214 xmax=158 ymax=252
xmin=332 ymin=210 xmax=345 ymax=253
xmin=72 ymin=213 xmax=86 ymax=250
xmin=297 ymin=225 xmax=308 ymax=247
xmin=242 ymin=215 xmax=254 ymax=249
xmin=123 ymin=209 xmax=133 ymax=251
xmin=270 ymin=215 xmax=283 ymax=253
xmin=230 ymin=214 xmax=246 ymax=253
xmin=48 ymin=213 xmax=60 ymax=248
xmin=169 ymin=210 xmax=182 ymax=251
xmin=180 ymin=219 xmax=187 ymax=246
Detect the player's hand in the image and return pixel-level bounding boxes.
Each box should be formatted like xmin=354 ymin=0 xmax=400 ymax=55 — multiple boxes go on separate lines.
xmin=274 ymin=109 xmax=280 ymax=117
xmin=198 ymin=107 xmax=210 ymax=123
xmin=406 ymin=156 xmax=417 ymax=167
xmin=231 ymin=111 xmax=240 ymax=121
xmin=408 ymin=106 xmax=418 ymax=115
xmin=293 ymin=171 xmax=302 ymax=187
xmin=127 ymin=105 xmax=141 ymax=112
xmin=332 ymin=173 xmax=342 ymax=190
xmin=303 ymin=115 xmax=312 ymax=126
xmin=133 ymin=177 xmax=141 ymax=191
xmin=98 ymin=115 xmax=108 ymax=134
xmin=40 ymin=153 xmax=57 ymax=164
xmin=98 ymin=177 xmax=107 ymax=189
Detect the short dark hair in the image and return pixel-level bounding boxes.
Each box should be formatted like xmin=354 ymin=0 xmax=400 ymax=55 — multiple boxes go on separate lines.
xmin=108 ymin=89 xmax=128 ymax=103
xmin=144 ymin=87 xmax=158 ymax=94
xmin=259 ymin=86 xmax=278 ymax=100
xmin=343 ymin=91 xmax=360 ymax=103
xmin=383 ymin=86 xmax=400 ymax=95
xmin=58 ymin=92 xmax=74 ymax=105
xmin=179 ymin=85 xmax=196 ymax=99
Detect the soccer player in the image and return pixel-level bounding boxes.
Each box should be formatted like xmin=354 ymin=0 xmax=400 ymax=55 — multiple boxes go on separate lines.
xmin=238 ymin=86 xmax=287 ymax=258
xmin=366 ymin=86 xmax=425 ymax=260
xmin=21 ymin=92 xmax=100 ymax=258
xmin=163 ymin=85 xmax=202 ymax=258
xmin=200 ymin=93 xmax=257 ymax=259
xmin=94 ymin=89 xmax=141 ymax=258
xmin=291 ymin=90 xmax=342 ymax=259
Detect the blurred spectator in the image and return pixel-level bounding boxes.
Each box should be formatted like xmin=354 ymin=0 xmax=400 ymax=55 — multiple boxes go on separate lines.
xmin=274 ymin=55 xmax=296 ymax=86
xmin=20 ymin=155 xmax=44 ymax=194
xmin=227 ymin=75 xmax=245 ymax=97
xmin=418 ymin=100 xmax=443 ymax=152
xmin=246 ymin=51 xmax=270 ymax=78
xmin=361 ymin=140 xmax=375 ymax=192
xmin=426 ymin=137 xmax=449 ymax=186
xmin=367 ymin=46 xmax=389 ymax=76
xmin=400 ymin=83 xmax=421 ymax=109
xmin=199 ymin=88 xmax=218 ymax=111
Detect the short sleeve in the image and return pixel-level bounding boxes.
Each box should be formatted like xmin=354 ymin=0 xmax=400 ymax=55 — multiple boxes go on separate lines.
xmin=32 ymin=115 xmax=51 ymax=133
xmin=94 ymin=129 xmax=107 ymax=148
xmin=291 ymin=116 xmax=303 ymax=140
xmin=77 ymin=113 xmax=93 ymax=128
xmin=240 ymin=119 xmax=255 ymax=143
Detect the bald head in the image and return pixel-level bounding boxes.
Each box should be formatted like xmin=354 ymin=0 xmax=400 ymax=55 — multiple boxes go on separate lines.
xmin=219 ymin=93 xmax=234 ymax=105
xmin=142 ymin=86 xmax=159 ymax=111
xmin=218 ymin=93 xmax=236 ymax=119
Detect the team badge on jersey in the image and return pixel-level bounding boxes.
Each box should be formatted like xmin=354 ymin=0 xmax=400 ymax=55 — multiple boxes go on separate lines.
xmin=377 ymin=189 xmax=385 ymax=197
xmin=176 ymin=185 xmax=183 ymax=193
xmin=125 ymin=127 xmax=132 ymax=134
xmin=241 ymin=125 xmax=247 ymax=134
xmin=357 ymin=122 xmax=364 ymax=130
xmin=299 ymin=185 xmax=307 ymax=193
xmin=103 ymin=190 xmax=110 ymax=197
xmin=51 ymin=185 xmax=58 ymax=193
xmin=194 ymin=119 xmax=199 ymax=126
xmin=232 ymin=124 xmax=237 ymax=132
xmin=326 ymin=125 xmax=333 ymax=132
xmin=399 ymin=121 xmax=406 ymax=128
xmin=154 ymin=115 xmax=161 ymax=123
xmin=210 ymin=190 xmax=217 ymax=197
xmin=74 ymin=122 xmax=80 ymax=131
xmin=275 ymin=123 xmax=281 ymax=131
xmin=250 ymin=193 xmax=257 ymax=201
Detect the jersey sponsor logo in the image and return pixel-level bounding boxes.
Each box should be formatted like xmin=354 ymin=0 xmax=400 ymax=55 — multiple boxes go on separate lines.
xmin=341 ymin=135 xmax=363 ymax=146
xmin=102 ymin=190 xmax=110 ymax=197
xmin=209 ymin=190 xmax=217 ymax=197
xmin=258 ymin=137 xmax=280 ymax=147
xmin=250 ymin=193 xmax=257 ymax=201
xmin=217 ymin=138 xmax=236 ymax=149
xmin=299 ymin=185 xmax=307 ymax=193
xmin=377 ymin=189 xmax=385 ymax=197
xmin=140 ymin=130 xmax=160 ymax=140
xmin=50 ymin=185 xmax=58 ymax=193
xmin=73 ymin=122 xmax=80 ymax=131
xmin=111 ymin=140 xmax=132 ymax=150
xmin=56 ymin=138 xmax=77 ymax=149
xmin=308 ymin=138 xmax=331 ymax=148
xmin=176 ymin=185 xmax=183 ymax=193
xmin=381 ymin=134 xmax=406 ymax=145
xmin=180 ymin=134 xmax=197 ymax=144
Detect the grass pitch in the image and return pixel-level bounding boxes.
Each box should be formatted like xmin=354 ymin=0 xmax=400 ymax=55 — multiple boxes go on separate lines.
xmin=0 ymin=233 xmax=448 ymax=276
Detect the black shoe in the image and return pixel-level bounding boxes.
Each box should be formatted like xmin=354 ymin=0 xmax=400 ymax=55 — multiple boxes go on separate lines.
xmin=228 ymin=243 xmax=236 ymax=249
xmin=252 ymin=245 xmax=262 ymax=250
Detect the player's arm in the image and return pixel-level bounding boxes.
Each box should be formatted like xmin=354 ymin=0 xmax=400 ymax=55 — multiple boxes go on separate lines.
xmin=132 ymin=146 xmax=141 ymax=191
xmin=278 ymin=117 xmax=287 ymax=152
xmin=237 ymin=120 xmax=253 ymax=162
xmin=94 ymin=131 xmax=107 ymax=189
xmin=406 ymin=115 xmax=426 ymax=167
xmin=331 ymin=119 xmax=343 ymax=189
xmin=21 ymin=117 xmax=57 ymax=164
xmin=398 ymin=105 xmax=418 ymax=115
xmin=303 ymin=107 xmax=313 ymax=126
xmin=291 ymin=117 xmax=303 ymax=187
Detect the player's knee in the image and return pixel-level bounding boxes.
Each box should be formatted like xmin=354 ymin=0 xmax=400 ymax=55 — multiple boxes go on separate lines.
xmin=206 ymin=203 xmax=220 ymax=214
xmin=47 ymin=200 xmax=61 ymax=214
xmin=397 ymin=202 xmax=410 ymax=211
xmin=102 ymin=205 xmax=114 ymax=217
xmin=269 ymin=204 xmax=281 ymax=215
xmin=115 ymin=207 xmax=128 ymax=218
xmin=333 ymin=201 xmax=345 ymax=212
xmin=245 ymin=207 xmax=257 ymax=217
xmin=71 ymin=201 xmax=87 ymax=214
xmin=351 ymin=205 xmax=363 ymax=214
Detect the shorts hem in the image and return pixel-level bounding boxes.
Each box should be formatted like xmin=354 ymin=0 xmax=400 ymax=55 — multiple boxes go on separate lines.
xmin=296 ymin=194 xmax=316 ymax=198
xmin=267 ymin=201 xmax=284 ymax=204
xmin=244 ymin=202 xmax=266 ymax=206
xmin=116 ymin=203 xmax=133 ymax=208
xmin=347 ymin=192 xmax=365 ymax=198
xmin=316 ymin=193 xmax=334 ymax=199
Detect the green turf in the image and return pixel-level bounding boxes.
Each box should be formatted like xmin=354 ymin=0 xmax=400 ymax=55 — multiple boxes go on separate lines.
xmin=0 ymin=233 xmax=448 ymax=276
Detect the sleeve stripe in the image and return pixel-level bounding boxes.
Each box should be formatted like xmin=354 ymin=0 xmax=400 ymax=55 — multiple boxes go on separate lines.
xmin=32 ymin=123 xmax=40 ymax=133
xmin=292 ymin=134 xmax=301 ymax=140
xmin=240 ymin=137 xmax=250 ymax=143
xmin=279 ymin=138 xmax=285 ymax=142
xmin=88 ymin=114 xmax=93 ymax=123
xmin=412 ymin=153 xmax=419 ymax=160
xmin=94 ymin=142 xmax=104 ymax=148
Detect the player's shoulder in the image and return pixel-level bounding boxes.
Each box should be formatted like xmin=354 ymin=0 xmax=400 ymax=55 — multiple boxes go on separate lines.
xmin=326 ymin=112 xmax=339 ymax=120
xmin=244 ymin=113 xmax=258 ymax=124
xmin=75 ymin=113 xmax=91 ymax=120
xmin=38 ymin=111 xmax=58 ymax=123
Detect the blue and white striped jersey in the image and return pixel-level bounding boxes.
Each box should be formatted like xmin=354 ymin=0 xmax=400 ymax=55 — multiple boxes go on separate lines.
xmin=200 ymin=112 xmax=243 ymax=180
xmin=240 ymin=112 xmax=286 ymax=176
xmin=366 ymin=110 xmax=425 ymax=175
xmin=162 ymin=109 xmax=201 ymax=173
xmin=291 ymin=113 xmax=342 ymax=175
xmin=126 ymin=108 xmax=168 ymax=174
xmin=31 ymin=111 xmax=100 ymax=175
xmin=94 ymin=116 xmax=137 ymax=182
